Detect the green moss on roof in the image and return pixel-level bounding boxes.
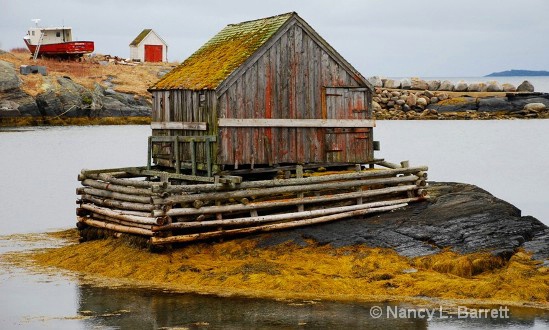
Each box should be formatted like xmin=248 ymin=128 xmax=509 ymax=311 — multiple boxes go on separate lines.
xmin=150 ymin=13 xmax=294 ymax=90
xmin=130 ymin=29 xmax=152 ymax=46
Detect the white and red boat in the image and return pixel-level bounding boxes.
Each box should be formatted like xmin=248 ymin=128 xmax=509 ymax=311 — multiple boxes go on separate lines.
xmin=23 ymin=25 xmax=94 ymax=58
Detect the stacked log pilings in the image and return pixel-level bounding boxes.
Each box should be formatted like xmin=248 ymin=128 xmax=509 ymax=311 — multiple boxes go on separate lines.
xmin=76 ymin=163 xmax=428 ymax=247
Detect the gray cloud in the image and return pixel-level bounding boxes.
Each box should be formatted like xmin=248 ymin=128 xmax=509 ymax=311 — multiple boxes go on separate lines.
xmin=1 ymin=0 xmax=547 ymax=77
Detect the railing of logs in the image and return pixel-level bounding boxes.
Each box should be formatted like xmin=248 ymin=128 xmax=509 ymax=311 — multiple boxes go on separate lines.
xmin=76 ymin=161 xmax=428 ymax=247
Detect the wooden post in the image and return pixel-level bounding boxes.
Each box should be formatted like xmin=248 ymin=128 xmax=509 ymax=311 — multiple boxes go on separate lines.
xmin=147 ymin=136 xmax=152 ymax=170
xmin=206 ymin=139 xmax=212 ymax=177
xmin=214 ymin=175 xmax=222 ymax=220
xmin=190 ymin=139 xmax=196 ymax=176
xmin=296 ymin=165 xmax=304 ymax=212
xmin=355 ymin=164 xmax=363 ymax=205
xmin=175 ymin=136 xmax=181 ymax=174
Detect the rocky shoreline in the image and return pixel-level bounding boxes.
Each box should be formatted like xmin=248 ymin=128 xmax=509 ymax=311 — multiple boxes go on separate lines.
xmin=2 ymin=56 xmax=549 ymax=122
xmin=0 ymin=60 xmax=151 ymax=120
xmin=369 ymin=77 xmax=549 ymax=120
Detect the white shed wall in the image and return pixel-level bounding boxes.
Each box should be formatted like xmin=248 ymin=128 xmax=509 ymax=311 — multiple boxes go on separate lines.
xmin=130 ymin=31 xmax=168 ymax=62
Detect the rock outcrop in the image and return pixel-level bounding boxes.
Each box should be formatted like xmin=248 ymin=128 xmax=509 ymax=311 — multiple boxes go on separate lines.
xmin=0 ymin=59 xmax=151 ymax=120
xmin=0 ymin=60 xmax=21 ymax=92
xmin=257 ymin=182 xmax=549 ymax=261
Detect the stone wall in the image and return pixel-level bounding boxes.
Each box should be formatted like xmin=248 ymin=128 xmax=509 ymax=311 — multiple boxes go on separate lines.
xmin=368 ymin=76 xmax=548 ymax=119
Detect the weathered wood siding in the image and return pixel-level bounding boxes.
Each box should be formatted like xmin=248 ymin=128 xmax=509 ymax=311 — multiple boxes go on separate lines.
xmin=217 ymin=23 xmax=372 ymax=166
xmin=151 ymin=90 xmax=217 ymax=168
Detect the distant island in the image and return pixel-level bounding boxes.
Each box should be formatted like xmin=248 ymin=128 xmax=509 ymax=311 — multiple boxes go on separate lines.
xmin=486 ymin=69 xmax=549 ymax=77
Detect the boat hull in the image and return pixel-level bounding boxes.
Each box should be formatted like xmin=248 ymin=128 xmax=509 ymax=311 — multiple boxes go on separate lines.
xmin=24 ymin=39 xmax=94 ymax=56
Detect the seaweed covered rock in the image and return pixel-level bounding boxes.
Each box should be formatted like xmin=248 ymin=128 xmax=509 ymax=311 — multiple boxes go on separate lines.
xmin=257 ymin=182 xmax=548 ymax=260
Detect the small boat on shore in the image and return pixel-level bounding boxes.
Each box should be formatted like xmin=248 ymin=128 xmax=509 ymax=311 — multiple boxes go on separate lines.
xmin=23 ymin=25 xmax=94 ymax=59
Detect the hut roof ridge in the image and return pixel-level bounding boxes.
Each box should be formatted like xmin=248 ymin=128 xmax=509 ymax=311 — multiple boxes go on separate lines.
xmin=150 ymin=13 xmax=295 ymax=90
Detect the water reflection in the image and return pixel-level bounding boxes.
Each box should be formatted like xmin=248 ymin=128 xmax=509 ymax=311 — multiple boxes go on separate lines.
xmin=77 ymin=284 xmax=427 ymax=329
xmin=75 ymin=284 xmax=549 ymax=329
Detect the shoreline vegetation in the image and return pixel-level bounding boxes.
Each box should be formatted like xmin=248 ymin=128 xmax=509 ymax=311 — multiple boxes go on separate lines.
xmin=0 ymin=116 xmax=151 ymax=127
xmin=3 ymin=229 xmax=548 ymax=311
xmin=1 ymin=50 xmax=548 ymax=126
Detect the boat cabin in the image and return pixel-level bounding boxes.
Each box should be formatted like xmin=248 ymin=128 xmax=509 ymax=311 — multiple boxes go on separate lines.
xmin=148 ymin=12 xmax=375 ymax=176
xmin=25 ymin=27 xmax=74 ymax=45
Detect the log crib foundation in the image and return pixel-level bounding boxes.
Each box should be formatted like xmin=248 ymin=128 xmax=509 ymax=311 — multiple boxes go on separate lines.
xmin=76 ymin=161 xmax=428 ymax=249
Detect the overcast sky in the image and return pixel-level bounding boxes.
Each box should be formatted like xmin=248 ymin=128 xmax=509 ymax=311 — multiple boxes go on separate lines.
xmin=1 ymin=0 xmax=548 ymax=77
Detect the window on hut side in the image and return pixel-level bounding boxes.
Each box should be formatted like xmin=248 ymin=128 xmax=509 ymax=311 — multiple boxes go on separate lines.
xmin=56 ymin=32 xmax=61 ymax=37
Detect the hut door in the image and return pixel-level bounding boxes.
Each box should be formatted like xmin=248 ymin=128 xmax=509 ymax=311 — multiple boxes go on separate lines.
xmin=323 ymin=87 xmax=370 ymax=163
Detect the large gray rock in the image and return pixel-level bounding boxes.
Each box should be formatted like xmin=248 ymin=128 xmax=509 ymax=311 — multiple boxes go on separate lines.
xmin=524 ymin=103 xmax=547 ymax=112
xmin=427 ymin=80 xmax=441 ymax=91
xmin=454 ymin=81 xmax=468 ymax=92
xmin=439 ymin=80 xmax=454 ymax=91
xmin=502 ymin=83 xmax=517 ymax=92
xmin=517 ymin=80 xmax=535 ymax=92
xmin=427 ymin=97 xmax=478 ymax=112
xmin=384 ymin=79 xmax=400 ymax=89
xmin=400 ymin=78 xmax=411 ymax=90
xmin=56 ymin=77 xmax=89 ymax=117
xmin=478 ymin=97 xmax=512 ymax=112
xmin=486 ymin=81 xmax=503 ymax=92
xmin=0 ymin=89 xmax=40 ymax=117
xmin=367 ymin=76 xmax=383 ymax=88
xmin=410 ymin=77 xmax=429 ymax=90
xmin=508 ymin=94 xmax=549 ymax=111
xmin=467 ymin=83 xmax=482 ymax=92
xmin=36 ymin=89 xmax=64 ymax=116
xmin=0 ymin=60 xmax=21 ymax=92
xmin=256 ymin=182 xmax=548 ymax=260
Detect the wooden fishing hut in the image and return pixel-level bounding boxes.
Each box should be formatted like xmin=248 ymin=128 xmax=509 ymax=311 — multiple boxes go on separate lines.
xmin=148 ymin=12 xmax=375 ymax=176
xmin=76 ymin=13 xmax=428 ymax=247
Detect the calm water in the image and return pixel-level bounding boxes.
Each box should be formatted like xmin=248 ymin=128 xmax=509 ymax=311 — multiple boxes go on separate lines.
xmin=0 ymin=123 xmax=548 ymax=329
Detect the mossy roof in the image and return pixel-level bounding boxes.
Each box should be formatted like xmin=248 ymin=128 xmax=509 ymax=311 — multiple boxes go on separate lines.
xmin=130 ymin=29 xmax=152 ymax=46
xmin=150 ymin=13 xmax=294 ymax=91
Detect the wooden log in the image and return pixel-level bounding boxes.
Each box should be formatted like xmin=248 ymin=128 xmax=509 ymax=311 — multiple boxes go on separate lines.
xmin=377 ymin=161 xmax=402 ymax=169
xmin=91 ymin=214 xmax=154 ymax=230
xmin=416 ymin=171 xmax=428 ymax=180
xmin=81 ymin=166 xmax=149 ymax=176
xmin=156 ymin=166 xmax=429 ymax=194
xmin=150 ymin=204 xmax=406 ymax=245
xmin=86 ymin=173 xmax=166 ymax=189
xmin=166 ymin=184 xmax=419 ymax=217
xmin=156 ymin=197 xmax=423 ymax=231
xmin=77 ymin=187 xmax=152 ymax=204
xmin=81 ymin=179 xmax=156 ymax=196
xmin=416 ymin=179 xmax=427 ymax=187
xmin=164 ymin=175 xmax=419 ymax=204
xmin=80 ymin=204 xmax=163 ymax=225
xmin=78 ymin=216 xmax=153 ymax=236
xmin=81 ymin=194 xmax=155 ymax=212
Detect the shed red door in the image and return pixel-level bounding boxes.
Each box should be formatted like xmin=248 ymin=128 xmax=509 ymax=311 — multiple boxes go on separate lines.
xmin=144 ymin=45 xmax=163 ymax=62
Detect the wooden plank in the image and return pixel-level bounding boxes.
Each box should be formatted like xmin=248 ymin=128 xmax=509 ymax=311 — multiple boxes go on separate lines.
xmin=150 ymin=122 xmax=207 ymax=131
xmin=218 ymin=118 xmax=375 ymax=128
